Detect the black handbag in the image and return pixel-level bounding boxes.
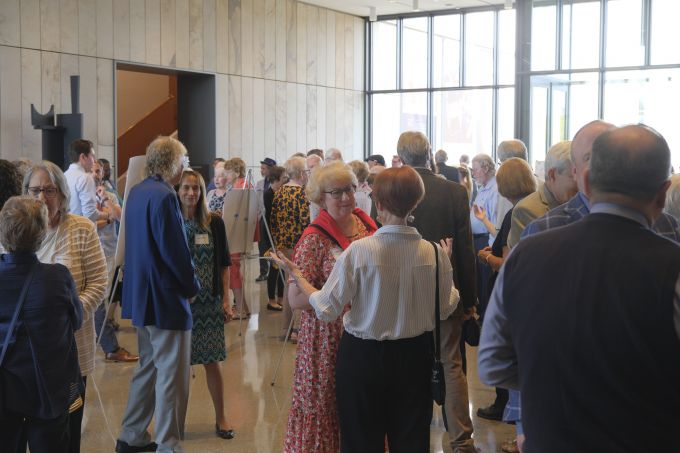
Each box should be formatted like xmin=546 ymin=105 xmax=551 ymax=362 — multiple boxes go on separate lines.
xmin=0 ymin=263 xmax=38 ymax=417
xmin=430 ymin=242 xmax=446 ymax=406
xmin=463 ymin=316 xmax=482 ymax=347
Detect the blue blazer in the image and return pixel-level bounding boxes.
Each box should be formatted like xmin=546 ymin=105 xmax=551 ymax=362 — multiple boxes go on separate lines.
xmin=0 ymin=252 xmax=83 ymax=419
xmin=121 ymin=176 xmax=200 ymax=330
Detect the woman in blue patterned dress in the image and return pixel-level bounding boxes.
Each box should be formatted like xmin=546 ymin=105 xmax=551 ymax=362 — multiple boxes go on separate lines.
xmin=177 ymin=169 xmax=235 ymax=440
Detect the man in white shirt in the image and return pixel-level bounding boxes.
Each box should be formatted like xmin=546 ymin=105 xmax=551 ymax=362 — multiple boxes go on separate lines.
xmin=64 ymin=139 xmax=110 ymax=223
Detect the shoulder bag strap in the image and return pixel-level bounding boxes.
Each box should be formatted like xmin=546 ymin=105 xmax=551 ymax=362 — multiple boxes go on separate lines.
xmin=430 ymin=241 xmax=441 ymax=362
xmin=0 ymin=262 xmax=38 ymax=367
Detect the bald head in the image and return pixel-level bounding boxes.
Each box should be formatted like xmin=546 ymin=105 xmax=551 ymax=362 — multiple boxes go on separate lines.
xmin=589 ymin=124 xmax=670 ymax=202
xmin=571 ymin=120 xmax=616 ymax=193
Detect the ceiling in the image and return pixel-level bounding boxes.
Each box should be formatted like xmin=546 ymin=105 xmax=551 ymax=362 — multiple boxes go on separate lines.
xmin=301 ymin=0 xmax=510 ymax=18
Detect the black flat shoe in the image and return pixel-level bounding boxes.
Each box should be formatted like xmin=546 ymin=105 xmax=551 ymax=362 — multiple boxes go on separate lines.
xmin=476 ymin=404 xmax=504 ymax=421
xmin=267 ymin=303 xmax=283 ymax=311
xmin=215 ymin=424 xmax=235 ymax=439
xmin=115 ymin=440 xmax=158 ymax=452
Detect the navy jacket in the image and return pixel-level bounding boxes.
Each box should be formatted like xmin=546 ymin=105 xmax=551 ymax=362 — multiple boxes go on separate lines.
xmin=121 ymin=176 xmax=200 ymax=330
xmin=0 ymin=253 xmax=83 ymax=419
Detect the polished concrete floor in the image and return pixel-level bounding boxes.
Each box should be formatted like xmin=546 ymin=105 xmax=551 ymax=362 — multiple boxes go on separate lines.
xmin=82 ymin=255 xmax=515 ymax=452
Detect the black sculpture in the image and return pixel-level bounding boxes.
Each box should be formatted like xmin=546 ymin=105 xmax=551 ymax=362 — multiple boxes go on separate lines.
xmin=31 ymin=75 xmax=83 ymax=170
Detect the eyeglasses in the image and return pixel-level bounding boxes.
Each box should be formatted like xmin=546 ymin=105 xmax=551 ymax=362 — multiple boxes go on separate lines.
xmin=323 ymin=185 xmax=356 ymax=199
xmin=28 ymin=186 xmax=59 ymax=198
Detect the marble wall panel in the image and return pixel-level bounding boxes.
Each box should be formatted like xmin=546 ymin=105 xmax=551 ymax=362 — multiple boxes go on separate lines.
xmin=241 ymin=77 xmax=254 ymax=158
xmin=161 ymin=0 xmax=177 ymax=67
xmin=264 ymin=0 xmax=276 ymax=79
xmin=334 ymin=12 xmax=344 ymax=89
xmin=216 ymin=0 xmax=229 ymax=73
xmin=77 ymin=0 xmax=97 ymax=56
xmin=285 ymin=82 xmax=296 ymax=155
xmin=241 ymin=0 xmax=254 ymax=77
xmin=305 ymin=85 xmax=317 ymax=149
xmin=264 ymin=80 xmax=276 ymax=155
xmin=0 ymin=0 xmax=21 ymax=46
xmin=175 ymin=0 xmax=189 ymax=68
xmin=189 ymin=0 xmax=203 ymax=70
xmin=274 ymin=81 xmax=286 ymax=158
xmin=252 ymin=0 xmax=266 ymax=78
xmin=325 ymin=84 xmax=335 ymax=148
xmin=252 ymin=78 xmax=265 ymax=163
xmin=295 ymin=3 xmax=306 ymax=84
xmin=21 ymin=0 xmax=41 ymax=49
xmin=96 ymin=0 xmax=113 ymax=58
xmin=344 ymin=90 xmax=353 ymax=155
xmin=203 ymin=0 xmax=216 ymax=72
xmin=113 ymin=0 xmax=131 ymax=61
xmin=285 ymin=0 xmax=296 ymax=82
xmin=334 ymin=89 xmax=344 ymax=151
xmin=78 ymin=56 xmax=98 ymax=145
xmin=354 ymin=18 xmax=365 ymax=92
xmin=344 ymin=15 xmax=353 ymax=91
xmin=296 ymin=83 xmax=305 ymax=152
xmin=316 ymin=8 xmax=326 ymax=87
xmin=215 ymin=73 xmax=229 ymax=154
xmin=275 ymin=0 xmax=286 ymax=81
xmin=130 ymin=0 xmax=147 ymax=63
xmin=353 ymin=91 xmax=364 ymax=159
xmin=146 ymin=0 xmax=161 ymax=65
xmin=228 ymin=75 xmax=242 ymax=156
xmin=41 ymin=0 xmax=61 ymax=52
xmin=326 ymin=10 xmax=335 ymax=88
xmin=316 ymin=86 xmax=326 ymax=149
xmin=60 ymin=0 xmax=79 ymax=54
xmin=97 ymin=58 xmax=114 ymax=146
xmin=41 ymin=51 xmax=61 ymax=116
xmin=228 ymin=0 xmax=241 ymax=75
xmin=59 ymin=54 xmax=79 ymax=114
xmin=98 ymin=144 xmax=114 ymax=167
xmin=0 ymin=47 xmax=22 ymax=160
xmin=306 ymin=5 xmax=317 ymax=86
xmin=20 ymin=49 xmax=42 ymax=160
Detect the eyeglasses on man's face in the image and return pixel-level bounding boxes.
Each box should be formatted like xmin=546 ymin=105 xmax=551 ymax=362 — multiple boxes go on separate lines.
xmin=323 ymin=185 xmax=357 ymax=199
xmin=28 ymin=186 xmax=59 ymax=198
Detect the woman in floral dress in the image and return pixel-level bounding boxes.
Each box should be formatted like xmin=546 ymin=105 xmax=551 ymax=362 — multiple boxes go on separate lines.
xmin=177 ymin=169 xmax=235 ymax=440
xmin=282 ymin=162 xmax=377 ymax=452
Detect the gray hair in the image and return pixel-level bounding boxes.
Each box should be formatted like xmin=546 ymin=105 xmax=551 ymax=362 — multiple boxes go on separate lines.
xmin=497 ymin=139 xmax=528 ymax=162
xmin=544 ymin=141 xmax=573 ymax=179
xmin=397 ymin=131 xmax=431 ymax=167
xmin=0 ymin=196 xmax=49 ymax=253
xmin=326 ymin=148 xmax=344 ymax=162
xmin=665 ymin=174 xmax=680 ymax=220
xmin=590 ymin=124 xmax=670 ymax=202
xmin=348 ymin=160 xmax=369 ymax=183
xmin=146 ymin=136 xmax=187 ymax=182
xmin=22 ymin=161 xmax=71 ymax=217
xmin=472 ymin=153 xmax=496 ymax=177
xmin=434 ymin=150 xmax=448 ymax=164
xmin=286 ymin=156 xmax=307 ymax=181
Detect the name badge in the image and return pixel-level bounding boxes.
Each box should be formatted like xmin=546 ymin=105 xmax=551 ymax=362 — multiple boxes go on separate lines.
xmin=195 ymin=234 xmax=210 ymax=245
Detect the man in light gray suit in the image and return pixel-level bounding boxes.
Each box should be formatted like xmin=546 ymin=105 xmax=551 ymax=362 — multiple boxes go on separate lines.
xmin=507 ymin=141 xmax=577 ymax=248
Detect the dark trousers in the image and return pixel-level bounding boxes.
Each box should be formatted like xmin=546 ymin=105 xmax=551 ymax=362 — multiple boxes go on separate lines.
xmin=473 ymin=234 xmax=491 ymax=316
xmin=335 ymin=331 xmax=433 ymax=453
xmin=67 ymin=376 xmax=86 ymax=453
xmin=1 ymin=410 xmax=70 ymax=453
xmin=267 ymin=267 xmax=284 ymax=300
xmin=258 ymin=219 xmax=270 ymax=277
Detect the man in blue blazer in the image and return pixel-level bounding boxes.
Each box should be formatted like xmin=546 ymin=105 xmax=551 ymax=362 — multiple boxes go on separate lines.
xmin=117 ymin=137 xmax=199 ymax=453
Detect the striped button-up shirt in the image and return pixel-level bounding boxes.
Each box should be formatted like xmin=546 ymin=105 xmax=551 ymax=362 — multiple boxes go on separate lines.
xmin=308 ymin=225 xmax=459 ymax=341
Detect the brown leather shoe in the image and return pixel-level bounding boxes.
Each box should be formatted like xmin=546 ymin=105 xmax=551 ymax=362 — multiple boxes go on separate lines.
xmin=106 ymin=347 xmax=139 ymax=362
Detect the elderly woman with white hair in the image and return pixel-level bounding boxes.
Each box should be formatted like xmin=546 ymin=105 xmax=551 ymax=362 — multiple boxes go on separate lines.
xmin=279 ymin=162 xmax=377 ymax=453
xmin=22 ymin=161 xmax=108 ymax=453
xmin=0 ymin=196 xmax=83 ymax=453
xmin=271 ymin=155 xmax=311 ymax=342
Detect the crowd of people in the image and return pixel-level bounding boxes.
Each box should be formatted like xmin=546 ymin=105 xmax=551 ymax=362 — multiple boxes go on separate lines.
xmin=1 ymin=117 xmax=679 ymax=453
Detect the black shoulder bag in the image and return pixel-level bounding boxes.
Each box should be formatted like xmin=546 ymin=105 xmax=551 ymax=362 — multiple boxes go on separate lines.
xmin=430 ymin=242 xmax=446 ymax=406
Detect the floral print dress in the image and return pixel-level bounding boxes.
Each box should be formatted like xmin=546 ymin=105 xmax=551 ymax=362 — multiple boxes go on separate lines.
xmin=283 ymin=216 xmax=371 ymax=453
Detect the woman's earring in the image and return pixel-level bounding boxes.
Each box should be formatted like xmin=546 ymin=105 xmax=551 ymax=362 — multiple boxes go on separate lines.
xmin=407 ymin=214 xmax=415 ymax=223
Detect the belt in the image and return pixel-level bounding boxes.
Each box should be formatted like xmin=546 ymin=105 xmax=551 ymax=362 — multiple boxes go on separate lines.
xmin=473 ymin=233 xmax=489 ymax=239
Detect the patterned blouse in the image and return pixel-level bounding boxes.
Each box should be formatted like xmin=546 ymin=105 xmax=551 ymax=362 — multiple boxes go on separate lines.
xmin=207 ymin=190 xmax=226 ymax=217
xmin=271 ymin=184 xmax=310 ymax=250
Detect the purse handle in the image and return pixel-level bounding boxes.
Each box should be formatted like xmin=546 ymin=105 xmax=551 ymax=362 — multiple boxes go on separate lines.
xmin=430 ymin=241 xmax=441 ymax=363
xmin=0 ymin=262 xmax=38 ymax=367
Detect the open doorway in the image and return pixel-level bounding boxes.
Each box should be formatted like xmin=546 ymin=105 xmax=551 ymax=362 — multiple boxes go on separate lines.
xmin=115 ymin=64 xmax=215 ymax=183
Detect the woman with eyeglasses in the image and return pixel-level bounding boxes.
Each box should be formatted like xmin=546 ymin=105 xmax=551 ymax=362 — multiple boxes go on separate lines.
xmin=22 ymin=161 xmax=108 ymax=453
xmin=279 ymin=162 xmax=377 ymax=453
